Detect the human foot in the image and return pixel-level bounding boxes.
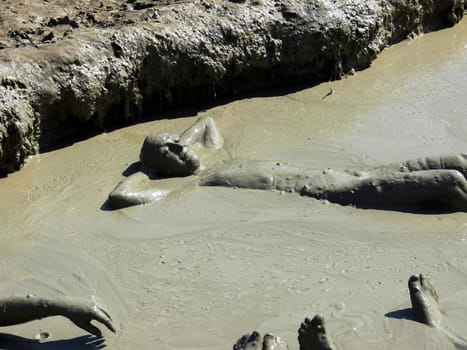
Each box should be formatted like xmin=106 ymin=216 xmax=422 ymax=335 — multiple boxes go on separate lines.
xmin=234 ymin=331 xmax=262 ymax=350
xmin=233 ymin=331 xmax=288 ymax=350
xmin=408 ymin=273 xmax=442 ymax=326
xmin=262 ymin=333 xmax=288 ymax=350
xmin=298 ymin=315 xmax=336 ymax=350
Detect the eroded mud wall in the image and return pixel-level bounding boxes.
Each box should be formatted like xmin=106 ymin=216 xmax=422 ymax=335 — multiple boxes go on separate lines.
xmin=0 ymin=0 xmax=465 ymax=174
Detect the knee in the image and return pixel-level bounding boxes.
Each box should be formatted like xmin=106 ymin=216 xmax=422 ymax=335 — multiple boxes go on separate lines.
xmin=436 ymin=170 xmax=467 ymax=202
xmin=441 ymin=169 xmax=466 ymax=184
xmin=460 ymin=153 xmax=467 ymax=166
xmin=440 ymin=170 xmax=467 ymax=210
xmin=108 ymin=190 xmax=131 ymax=209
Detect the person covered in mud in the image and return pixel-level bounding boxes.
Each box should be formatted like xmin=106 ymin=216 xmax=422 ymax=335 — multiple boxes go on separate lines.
xmin=108 ymin=116 xmax=224 ymax=208
xmin=107 ymin=117 xmax=467 ymax=211
xmin=0 ymin=294 xmax=115 ymax=337
xmin=233 ymin=274 xmax=463 ymax=350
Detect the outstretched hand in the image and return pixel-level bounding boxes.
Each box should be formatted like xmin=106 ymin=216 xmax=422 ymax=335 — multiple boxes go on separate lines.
xmin=0 ymin=294 xmax=116 ymax=337
xmin=62 ymin=299 xmax=116 ymax=337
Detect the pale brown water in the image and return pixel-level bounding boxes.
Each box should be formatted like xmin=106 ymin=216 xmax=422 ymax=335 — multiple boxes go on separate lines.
xmin=0 ymin=19 xmax=466 ymax=350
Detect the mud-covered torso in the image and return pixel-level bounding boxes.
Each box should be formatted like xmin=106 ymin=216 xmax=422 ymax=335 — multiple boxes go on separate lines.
xmin=199 ymin=161 xmax=361 ymax=197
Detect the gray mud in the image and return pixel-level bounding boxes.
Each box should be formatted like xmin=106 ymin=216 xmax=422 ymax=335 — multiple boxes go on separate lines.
xmin=0 ymin=0 xmax=466 ymax=173
xmin=0 ymin=18 xmax=466 ymax=350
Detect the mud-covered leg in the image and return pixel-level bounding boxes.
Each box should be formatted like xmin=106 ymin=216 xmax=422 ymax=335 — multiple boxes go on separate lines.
xmin=323 ymin=169 xmax=467 ymax=211
xmin=370 ymin=154 xmax=467 ymax=177
xmin=407 ymin=169 xmax=467 ymax=210
xmin=298 ymin=315 xmax=336 ymax=350
xmin=404 ymin=154 xmax=467 ymax=177
xmin=408 ymin=274 xmax=442 ymax=327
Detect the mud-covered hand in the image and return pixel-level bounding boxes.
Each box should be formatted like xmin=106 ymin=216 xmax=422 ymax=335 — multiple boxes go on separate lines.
xmin=0 ymin=295 xmax=116 ymax=337
xmin=63 ymin=299 xmax=116 ymax=337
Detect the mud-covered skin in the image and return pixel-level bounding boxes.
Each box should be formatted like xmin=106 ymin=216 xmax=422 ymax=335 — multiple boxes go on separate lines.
xmin=108 ymin=172 xmax=171 ymax=209
xmin=235 ymin=273 xmax=463 ymax=350
xmin=233 ymin=331 xmax=288 ymax=350
xmin=108 ymin=117 xmax=222 ymax=208
xmin=232 ymin=316 xmax=336 ymax=350
xmin=109 ymin=115 xmax=467 ymax=211
xmin=178 ymin=116 xmax=224 ymax=150
xmin=1 ymin=0 xmax=466 ymax=174
xmin=407 ymin=274 xmax=467 ymax=348
xmin=108 ymin=153 xmax=467 ymax=210
xmin=408 ymin=274 xmax=442 ymax=327
xmin=139 ymin=133 xmax=201 ymax=177
xmin=0 ymin=294 xmax=115 ymax=337
xmin=233 ymin=316 xmax=336 ymax=350
xmin=298 ymin=315 xmax=336 ymax=350
xmin=201 ymin=154 xmax=467 ymax=211
xmin=139 ymin=116 xmax=223 ymax=177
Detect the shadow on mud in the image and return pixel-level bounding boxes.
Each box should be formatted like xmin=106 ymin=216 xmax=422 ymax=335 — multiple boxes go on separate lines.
xmin=385 ymin=307 xmax=416 ymax=322
xmin=0 ymin=333 xmax=106 ymax=350
xmin=38 ymin=80 xmax=319 ymax=155
xmin=354 ymin=202 xmax=464 ymax=215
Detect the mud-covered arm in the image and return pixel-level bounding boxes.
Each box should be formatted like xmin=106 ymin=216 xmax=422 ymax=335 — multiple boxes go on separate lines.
xmin=0 ymin=295 xmax=115 ymax=337
xmin=179 ymin=117 xmax=224 ymax=149
xmin=108 ymin=172 xmax=170 ymax=209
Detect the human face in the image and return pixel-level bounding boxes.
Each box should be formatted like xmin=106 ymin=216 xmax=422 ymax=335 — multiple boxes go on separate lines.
xmin=140 ymin=134 xmax=200 ymax=176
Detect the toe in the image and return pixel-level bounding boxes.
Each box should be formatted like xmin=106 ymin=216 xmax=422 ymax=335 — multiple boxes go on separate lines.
xmin=249 ymin=331 xmax=261 ymax=342
xmin=408 ymin=274 xmax=421 ymax=290
xmin=419 ymin=273 xmax=429 ymax=287
xmin=311 ymin=314 xmax=325 ymax=329
xmin=262 ymin=334 xmax=275 ymax=350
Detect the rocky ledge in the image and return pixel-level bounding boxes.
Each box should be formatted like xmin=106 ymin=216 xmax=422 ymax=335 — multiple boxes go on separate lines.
xmin=0 ymin=0 xmax=465 ymax=174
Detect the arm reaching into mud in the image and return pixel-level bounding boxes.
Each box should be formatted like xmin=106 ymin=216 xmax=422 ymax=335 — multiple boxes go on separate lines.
xmin=0 ymin=295 xmax=115 ymax=337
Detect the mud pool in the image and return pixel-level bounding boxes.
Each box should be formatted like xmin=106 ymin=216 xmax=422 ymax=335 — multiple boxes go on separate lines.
xmin=0 ymin=19 xmax=466 ymax=350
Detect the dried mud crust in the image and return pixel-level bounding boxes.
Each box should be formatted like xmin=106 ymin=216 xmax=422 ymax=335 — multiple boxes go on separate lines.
xmin=0 ymin=0 xmax=466 ymax=174
xmin=0 ymin=0 xmax=190 ymax=50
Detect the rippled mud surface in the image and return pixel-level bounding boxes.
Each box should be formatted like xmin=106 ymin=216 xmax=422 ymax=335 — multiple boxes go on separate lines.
xmin=0 ymin=19 xmax=466 ymax=350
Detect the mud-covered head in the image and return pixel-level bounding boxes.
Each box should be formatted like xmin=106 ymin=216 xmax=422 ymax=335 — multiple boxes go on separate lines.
xmin=139 ymin=133 xmax=200 ymax=176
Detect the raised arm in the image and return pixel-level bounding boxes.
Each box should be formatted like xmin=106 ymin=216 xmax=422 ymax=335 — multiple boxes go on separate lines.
xmin=0 ymin=294 xmax=115 ymax=337
xmin=179 ymin=117 xmax=224 ymax=149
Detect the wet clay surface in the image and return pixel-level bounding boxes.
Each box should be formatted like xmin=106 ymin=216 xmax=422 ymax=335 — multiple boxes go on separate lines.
xmin=0 ymin=19 xmax=466 ymax=350
xmin=1 ymin=0 xmax=465 ymax=174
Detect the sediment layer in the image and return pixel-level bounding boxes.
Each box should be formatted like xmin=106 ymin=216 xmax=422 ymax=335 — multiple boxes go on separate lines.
xmin=0 ymin=0 xmax=465 ymax=174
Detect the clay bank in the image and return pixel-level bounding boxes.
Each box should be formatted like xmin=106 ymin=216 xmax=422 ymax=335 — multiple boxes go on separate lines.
xmin=0 ymin=0 xmax=466 ymax=174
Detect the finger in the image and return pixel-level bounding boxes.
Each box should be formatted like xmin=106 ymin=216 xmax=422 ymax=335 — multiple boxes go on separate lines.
xmin=97 ymin=305 xmax=113 ymax=321
xmin=248 ymin=331 xmax=261 ymax=343
xmin=84 ymin=321 xmax=103 ymax=338
xmin=72 ymin=319 xmax=102 ymax=337
xmin=419 ymin=273 xmax=428 ymax=287
xmin=93 ymin=310 xmax=116 ymax=333
xmin=262 ymin=334 xmax=274 ymax=350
